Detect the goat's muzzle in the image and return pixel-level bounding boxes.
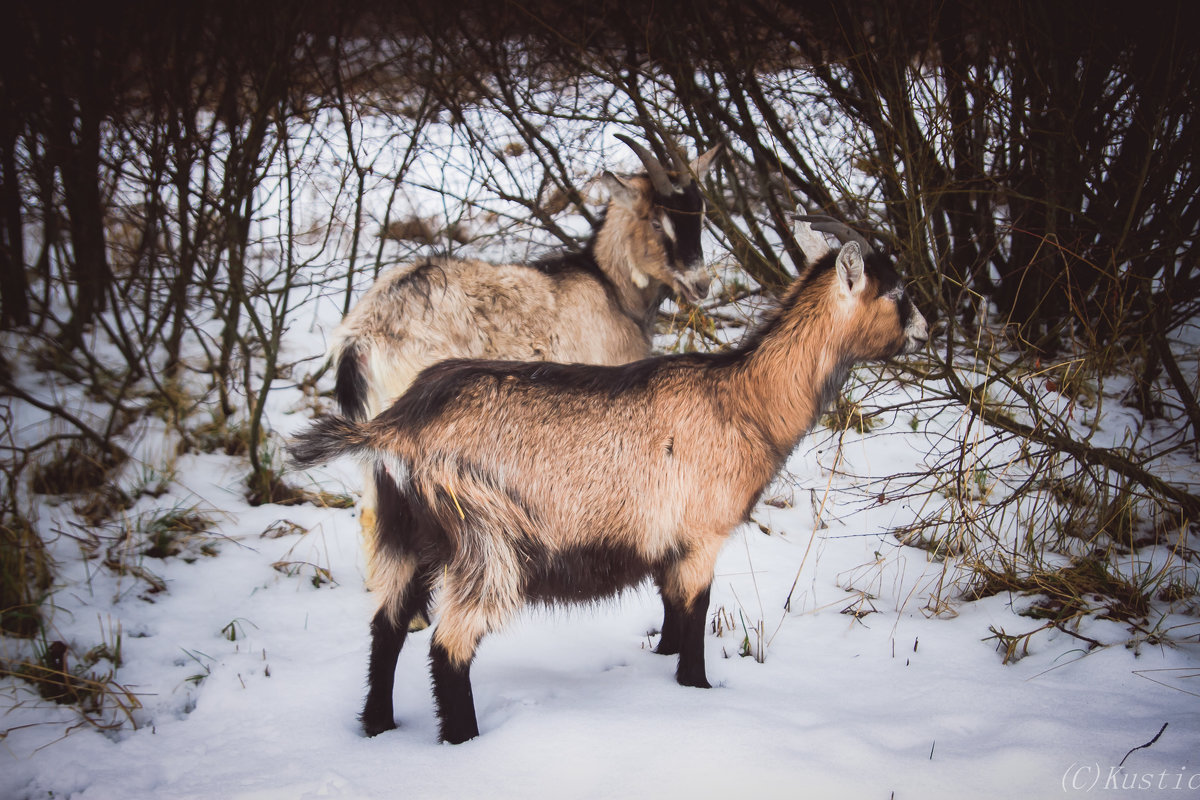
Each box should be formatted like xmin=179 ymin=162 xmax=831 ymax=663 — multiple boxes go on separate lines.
xmin=902 ymin=305 xmax=930 ymax=354
xmin=673 ymin=268 xmax=712 ymax=305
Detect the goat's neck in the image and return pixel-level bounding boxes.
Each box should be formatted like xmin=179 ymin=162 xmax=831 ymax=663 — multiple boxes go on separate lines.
xmin=592 ymin=209 xmax=666 ymax=326
xmin=729 ymin=307 xmax=851 ymax=455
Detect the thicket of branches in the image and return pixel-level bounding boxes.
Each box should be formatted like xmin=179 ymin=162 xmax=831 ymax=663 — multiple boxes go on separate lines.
xmin=2 ymin=1 xmax=1198 ymax=645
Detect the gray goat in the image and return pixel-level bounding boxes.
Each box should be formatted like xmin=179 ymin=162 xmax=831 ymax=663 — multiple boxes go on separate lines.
xmin=332 ymin=135 xmax=720 ymax=554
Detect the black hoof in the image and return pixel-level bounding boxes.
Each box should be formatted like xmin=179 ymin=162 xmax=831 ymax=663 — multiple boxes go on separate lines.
xmin=676 ymin=671 xmax=712 ymax=689
xmin=654 ymin=640 xmax=680 ymax=656
xmin=361 ymin=715 xmax=397 ymax=737
xmin=439 ymin=722 xmax=479 ymax=745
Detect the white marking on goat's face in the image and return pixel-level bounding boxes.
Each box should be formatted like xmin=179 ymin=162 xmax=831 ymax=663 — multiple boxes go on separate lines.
xmin=645 ymin=210 xmax=681 ymax=293
xmin=653 ymin=210 xmax=676 ymax=244
xmin=880 ymin=279 xmax=929 ymax=354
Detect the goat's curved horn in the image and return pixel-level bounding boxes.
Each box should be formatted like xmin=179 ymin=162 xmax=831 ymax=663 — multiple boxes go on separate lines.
xmin=659 ymin=131 xmax=694 ymax=187
xmin=792 ymin=214 xmax=875 ymax=254
xmin=615 ymin=134 xmax=677 ymax=196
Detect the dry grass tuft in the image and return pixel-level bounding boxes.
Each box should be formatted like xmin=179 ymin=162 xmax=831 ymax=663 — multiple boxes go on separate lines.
xmin=1 ymin=512 xmax=53 ymax=638
xmin=968 ymin=554 xmax=1152 ymax=625
xmin=141 ymin=509 xmax=218 ymax=560
xmin=30 ymin=441 xmax=128 ymax=496
xmin=1 ymin=639 xmax=142 ymax=729
xmin=821 ymin=393 xmax=878 ymax=434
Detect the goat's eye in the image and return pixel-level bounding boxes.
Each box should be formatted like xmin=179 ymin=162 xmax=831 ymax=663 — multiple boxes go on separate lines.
xmin=650 ymin=219 xmax=663 ymax=232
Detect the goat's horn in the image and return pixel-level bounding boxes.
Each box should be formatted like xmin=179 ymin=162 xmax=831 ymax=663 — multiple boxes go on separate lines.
xmin=615 ymin=134 xmax=677 ymax=196
xmin=792 ymin=214 xmax=875 ymax=254
xmin=659 ymin=131 xmax=694 ymax=187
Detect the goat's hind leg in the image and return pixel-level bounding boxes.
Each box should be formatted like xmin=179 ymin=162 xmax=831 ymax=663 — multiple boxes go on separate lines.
xmin=361 ymin=558 xmax=432 ymax=736
xmin=361 ymin=607 xmax=405 ymax=736
xmin=361 ymin=466 xmax=439 ymax=735
xmin=428 ymin=611 xmax=487 ymax=744
xmin=371 ymin=467 xmax=432 ymax=632
xmin=428 ymin=633 xmax=480 ymax=745
xmin=428 ymin=564 xmax=519 ymax=744
xmin=653 ymin=580 xmax=683 ymax=656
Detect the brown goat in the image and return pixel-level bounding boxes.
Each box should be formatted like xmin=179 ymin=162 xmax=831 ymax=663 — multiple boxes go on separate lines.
xmin=332 ymin=136 xmax=720 ymax=567
xmin=291 ymin=237 xmax=929 ymax=744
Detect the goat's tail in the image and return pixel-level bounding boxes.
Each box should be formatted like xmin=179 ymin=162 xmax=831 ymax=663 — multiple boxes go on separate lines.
xmin=334 ymin=337 xmax=370 ymax=421
xmin=289 ymin=415 xmax=374 ymax=469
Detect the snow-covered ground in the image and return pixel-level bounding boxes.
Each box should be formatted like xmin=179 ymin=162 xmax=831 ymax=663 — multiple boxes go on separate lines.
xmin=3 ymin=349 xmax=1198 ymax=798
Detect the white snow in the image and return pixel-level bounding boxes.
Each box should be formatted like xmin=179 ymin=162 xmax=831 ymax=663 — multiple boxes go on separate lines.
xmin=4 ymin=361 xmax=1198 ymax=798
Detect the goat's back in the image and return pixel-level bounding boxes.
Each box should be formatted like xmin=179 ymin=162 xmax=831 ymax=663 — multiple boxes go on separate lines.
xmin=332 ymin=258 xmax=653 ymax=420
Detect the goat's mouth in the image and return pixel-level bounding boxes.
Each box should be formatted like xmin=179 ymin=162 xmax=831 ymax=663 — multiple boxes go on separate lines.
xmin=672 ymin=269 xmax=712 ymax=305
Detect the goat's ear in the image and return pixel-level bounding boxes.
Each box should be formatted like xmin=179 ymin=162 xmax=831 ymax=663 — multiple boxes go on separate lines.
xmin=601 ymin=171 xmax=638 ymax=210
xmin=689 ymin=144 xmax=721 ymax=181
xmin=835 ymin=242 xmax=866 ymax=296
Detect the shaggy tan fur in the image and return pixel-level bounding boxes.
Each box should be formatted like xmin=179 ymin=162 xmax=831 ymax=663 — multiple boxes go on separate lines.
xmin=322 ymin=242 xmax=928 ymax=666
xmin=331 ymin=146 xmax=719 ymax=565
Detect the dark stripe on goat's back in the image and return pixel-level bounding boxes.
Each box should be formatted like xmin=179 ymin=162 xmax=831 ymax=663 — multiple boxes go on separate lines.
xmin=374 ymin=359 xmax=485 ymax=429
xmin=531 ymin=247 xmax=606 ymax=283
xmin=388 ymin=260 xmax=451 ymax=311
xmin=380 ymin=352 xmax=724 ymax=431
xmin=530 ymin=216 xmax=611 ymax=284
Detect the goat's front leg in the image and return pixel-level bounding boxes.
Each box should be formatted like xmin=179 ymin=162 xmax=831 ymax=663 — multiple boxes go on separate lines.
xmin=674 ymin=584 xmax=712 ymax=688
xmin=657 ymin=550 xmax=717 ymax=688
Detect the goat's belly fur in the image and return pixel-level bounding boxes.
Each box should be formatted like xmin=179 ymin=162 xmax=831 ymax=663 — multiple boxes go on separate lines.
xmin=519 ymin=538 xmax=684 ymax=604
